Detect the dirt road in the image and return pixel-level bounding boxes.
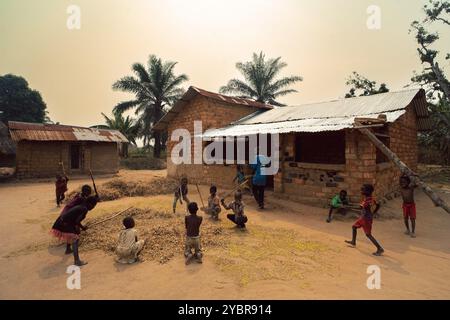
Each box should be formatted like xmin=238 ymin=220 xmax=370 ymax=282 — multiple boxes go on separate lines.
xmin=0 ymin=170 xmax=449 ymax=299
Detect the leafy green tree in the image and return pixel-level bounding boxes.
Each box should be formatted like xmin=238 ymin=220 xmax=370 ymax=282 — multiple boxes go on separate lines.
xmin=0 ymin=74 xmax=49 ymax=124
xmin=345 ymin=72 xmax=389 ymax=98
xmin=100 ymin=112 xmax=140 ymax=146
xmin=219 ymin=52 xmax=302 ymax=106
xmin=112 ymin=55 xmax=188 ymax=157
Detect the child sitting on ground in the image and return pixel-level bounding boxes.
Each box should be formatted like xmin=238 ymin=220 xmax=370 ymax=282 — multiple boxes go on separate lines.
xmin=173 ymin=177 xmax=189 ymax=213
xmin=345 ymin=184 xmax=384 ymax=256
xmin=55 ymin=174 xmax=69 ymax=207
xmin=399 ymin=174 xmax=418 ymax=238
xmin=201 ymin=185 xmax=221 ymax=220
xmin=326 ymin=190 xmax=349 ymax=223
xmin=221 ymin=191 xmax=248 ymax=229
xmin=184 ymin=202 xmax=203 ymax=265
xmin=115 ymin=217 xmax=145 ymax=264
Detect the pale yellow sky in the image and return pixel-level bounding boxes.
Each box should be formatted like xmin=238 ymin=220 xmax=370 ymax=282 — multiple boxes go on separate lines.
xmin=0 ymin=0 xmax=448 ymax=127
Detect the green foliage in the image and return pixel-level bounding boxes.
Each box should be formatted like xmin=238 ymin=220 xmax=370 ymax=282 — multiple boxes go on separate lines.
xmin=219 ymin=52 xmax=302 ymax=106
xmin=0 ymin=74 xmax=49 ymax=124
xmin=345 ymin=72 xmax=389 ymax=98
xmin=100 ymin=112 xmax=140 ymax=146
xmin=112 ymin=55 xmax=188 ymax=157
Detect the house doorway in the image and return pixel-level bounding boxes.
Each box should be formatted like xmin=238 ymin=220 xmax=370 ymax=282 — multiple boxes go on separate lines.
xmin=70 ymin=145 xmax=81 ymax=170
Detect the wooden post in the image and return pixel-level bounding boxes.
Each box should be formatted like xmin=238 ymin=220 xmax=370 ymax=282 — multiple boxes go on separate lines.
xmin=356 ymin=125 xmax=450 ymax=214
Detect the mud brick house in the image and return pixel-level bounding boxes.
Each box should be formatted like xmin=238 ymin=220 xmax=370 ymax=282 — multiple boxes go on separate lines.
xmin=8 ymin=121 xmax=128 ymax=178
xmin=154 ymin=87 xmax=430 ymax=205
xmin=0 ymin=121 xmax=16 ymax=167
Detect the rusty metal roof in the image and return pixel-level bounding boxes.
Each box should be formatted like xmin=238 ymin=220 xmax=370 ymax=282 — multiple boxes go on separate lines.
xmin=8 ymin=121 xmax=129 ymax=143
xmin=201 ymin=88 xmax=430 ymax=138
xmin=153 ymin=86 xmax=273 ymax=131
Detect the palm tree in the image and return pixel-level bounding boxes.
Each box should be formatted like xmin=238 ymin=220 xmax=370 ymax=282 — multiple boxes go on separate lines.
xmin=100 ymin=112 xmax=140 ymax=146
xmin=112 ymin=55 xmax=188 ymax=157
xmin=219 ymin=52 xmax=302 ymax=106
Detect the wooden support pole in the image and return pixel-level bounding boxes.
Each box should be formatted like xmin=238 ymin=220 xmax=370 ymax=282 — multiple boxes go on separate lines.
xmin=357 ymin=125 xmax=450 ymax=214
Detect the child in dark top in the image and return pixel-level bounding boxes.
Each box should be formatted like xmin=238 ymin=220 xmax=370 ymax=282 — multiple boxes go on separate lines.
xmin=50 ymin=196 xmax=98 ymax=266
xmin=173 ymin=177 xmax=189 ymax=213
xmin=61 ymin=184 xmax=94 ymax=215
xmin=201 ymin=185 xmax=221 ymax=220
xmin=400 ymin=175 xmax=417 ymax=238
xmin=55 ymin=174 xmax=69 ymax=207
xmin=184 ymin=202 xmax=203 ymax=265
xmin=326 ymin=190 xmax=349 ymax=223
xmin=221 ymin=191 xmax=248 ymax=229
xmin=345 ymin=184 xmax=384 ymax=256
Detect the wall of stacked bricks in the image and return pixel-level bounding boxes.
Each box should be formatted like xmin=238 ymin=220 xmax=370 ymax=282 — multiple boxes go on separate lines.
xmin=15 ymin=141 xmax=119 ymax=178
xmin=275 ymin=104 xmax=419 ymax=205
xmin=166 ymin=95 xmax=262 ymax=185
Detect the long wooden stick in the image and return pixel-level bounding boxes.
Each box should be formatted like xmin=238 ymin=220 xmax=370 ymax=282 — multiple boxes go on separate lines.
xmin=89 ymin=169 xmax=98 ymax=195
xmin=195 ymin=183 xmax=205 ymax=208
xmin=222 ymin=179 xmax=249 ymax=199
xmin=357 ymin=125 xmax=450 ymax=214
xmin=87 ymin=207 xmax=133 ymax=227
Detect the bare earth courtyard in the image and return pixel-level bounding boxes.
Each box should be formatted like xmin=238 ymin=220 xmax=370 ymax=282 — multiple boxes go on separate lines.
xmin=0 ymin=169 xmax=449 ymax=299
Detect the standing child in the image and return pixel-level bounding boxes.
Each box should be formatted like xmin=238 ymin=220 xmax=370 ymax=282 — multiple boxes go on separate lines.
xmin=173 ymin=177 xmax=189 ymax=213
xmin=184 ymin=202 xmax=203 ymax=265
xmin=201 ymin=185 xmax=221 ymax=220
xmin=55 ymin=174 xmax=69 ymax=207
xmin=115 ymin=217 xmax=145 ymax=264
xmin=326 ymin=190 xmax=349 ymax=223
xmin=50 ymin=196 xmax=98 ymax=266
xmin=221 ymin=191 xmax=248 ymax=229
xmin=345 ymin=184 xmax=384 ymax=256
xmin=399 ymin=175 xmax=417 ymax=238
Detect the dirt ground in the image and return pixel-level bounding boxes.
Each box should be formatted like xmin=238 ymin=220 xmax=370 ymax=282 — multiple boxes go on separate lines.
xmin=0 ymin=169 xmax=449 ymax=299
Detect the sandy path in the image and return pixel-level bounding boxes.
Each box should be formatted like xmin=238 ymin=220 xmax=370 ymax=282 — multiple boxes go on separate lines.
xmin=0 ymin=170 xmax=449 ymax=299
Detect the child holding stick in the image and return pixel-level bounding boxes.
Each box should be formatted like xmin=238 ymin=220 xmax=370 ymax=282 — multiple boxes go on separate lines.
xmin=345 ymin=184 xmax=384 ymax=256
xmin=221 ymin=191 xmax=248 ymax=229
xmin=201 ymin=185 xmax=221 ymax=220
xmin=326 ymin=190 xmax=349 ymax=223
xmin=55 ymin=174 xmax=69 ymax=207
xmin=184 ymin=202 xmax=203 ymax=265
xmin=173 ymin=177 xmax=189 ymax=213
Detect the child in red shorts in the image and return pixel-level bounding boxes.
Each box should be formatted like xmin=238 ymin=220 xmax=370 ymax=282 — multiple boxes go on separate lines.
xmin=345 ymin=184 xmax=384 ymax=256
xmin=399 ymin=175 xmax=417 ymax=238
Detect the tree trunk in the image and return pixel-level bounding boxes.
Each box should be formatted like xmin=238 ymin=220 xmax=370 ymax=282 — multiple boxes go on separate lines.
xmin=153 ymin=130 xmax=161 ymax=158
xmin=431 ymin=62 xmax=450 ymax=100
xmin=357 ymin=126 xmax=450 ymax=214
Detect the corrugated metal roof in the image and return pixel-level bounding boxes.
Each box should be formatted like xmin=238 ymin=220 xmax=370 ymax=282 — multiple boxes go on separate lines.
xmin=8 ymin=121 xmax=129 ymax=143
xmin=201 ymin=88 xmax=430 ymax=138
xmin=152 ymin=86 xmax=273 ymax=131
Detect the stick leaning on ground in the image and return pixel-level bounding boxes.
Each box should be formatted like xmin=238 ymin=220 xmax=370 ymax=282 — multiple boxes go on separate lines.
xmin=87 ymin=206 xmax=133 ymax=228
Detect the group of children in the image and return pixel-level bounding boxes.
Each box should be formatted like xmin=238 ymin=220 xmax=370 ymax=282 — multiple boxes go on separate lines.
xmin=50 ymin=167 xmax=418 ymax=266
xmin=326 ymin=174 xmax=418 ymax=256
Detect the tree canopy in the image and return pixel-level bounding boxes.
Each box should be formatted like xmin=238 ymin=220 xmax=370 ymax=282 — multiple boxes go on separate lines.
xmin=0 ymin=74 xmax=48 ymax=124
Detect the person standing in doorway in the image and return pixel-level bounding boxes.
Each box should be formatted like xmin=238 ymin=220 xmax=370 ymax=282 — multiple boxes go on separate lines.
xmin=250 ymin=153 xmax=269 ymax=209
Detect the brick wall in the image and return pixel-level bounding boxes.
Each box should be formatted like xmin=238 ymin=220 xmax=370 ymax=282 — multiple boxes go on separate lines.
xmin=16 ymin=141 xmax=119 ymax=178
xmin=166 ymin=95 xmax=262 ymax=186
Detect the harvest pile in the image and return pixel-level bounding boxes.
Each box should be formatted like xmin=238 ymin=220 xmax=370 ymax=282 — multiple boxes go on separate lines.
xmin=81 ymin=207 xmax=226 ymax=263
xmin=67 ymin=177 xmax=178 ymax=201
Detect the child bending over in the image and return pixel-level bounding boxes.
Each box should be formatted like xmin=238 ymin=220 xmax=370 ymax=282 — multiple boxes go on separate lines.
xmin=326 ymin=190 xmax=349 ymax=223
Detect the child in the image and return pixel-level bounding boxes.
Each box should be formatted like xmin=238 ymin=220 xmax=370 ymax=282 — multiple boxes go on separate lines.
xmin=184 ymin=202 xmax=203 ymax=265
xmin=221 ymin=191 xmax=248 ymax=229
xmin=233 ymin=165 xmax=246 ymax=185
xmin=55 ymin=174 xmax=69 ymax=207
xmin=173 ymin=177 xmax=189 ymax=213
xmin=201 ymin=185 xmax=221 ymax=220
xmin=399 ymin=175 xmax=417 ymax=238
xmin=50 ymin=196 xmax=98 ymax=266
xmin=345 ymin=184 xmax=384 ymax=256
xmin=61 ymin=184 xmax=94 ymax=215
xmin=115 ymin=217 xmax=145 ymax=264
xmin=326 ymin=190 xmax=349 ymax=223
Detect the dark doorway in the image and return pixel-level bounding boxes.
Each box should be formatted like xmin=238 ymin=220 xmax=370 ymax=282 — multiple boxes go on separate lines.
xmin=70 ymin=145 xmax=81 ymax=169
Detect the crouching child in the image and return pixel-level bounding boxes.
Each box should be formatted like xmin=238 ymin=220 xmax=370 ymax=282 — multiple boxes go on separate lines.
xmin=221 ymin=191 xmax=248 ymax=229
xmin=326 ymin=190 xmax=349 ymax=223
xmin=115 ymin=217 xmax=145 ymax=264
xmin=201 ymin=185 xmax=221 ymax=220
xmin=184 ymin=202 xmax=203 ymax=265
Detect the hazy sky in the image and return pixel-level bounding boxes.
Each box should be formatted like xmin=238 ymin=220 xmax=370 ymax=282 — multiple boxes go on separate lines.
xmin=1 ymin=0 xmax=449 ymax=127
